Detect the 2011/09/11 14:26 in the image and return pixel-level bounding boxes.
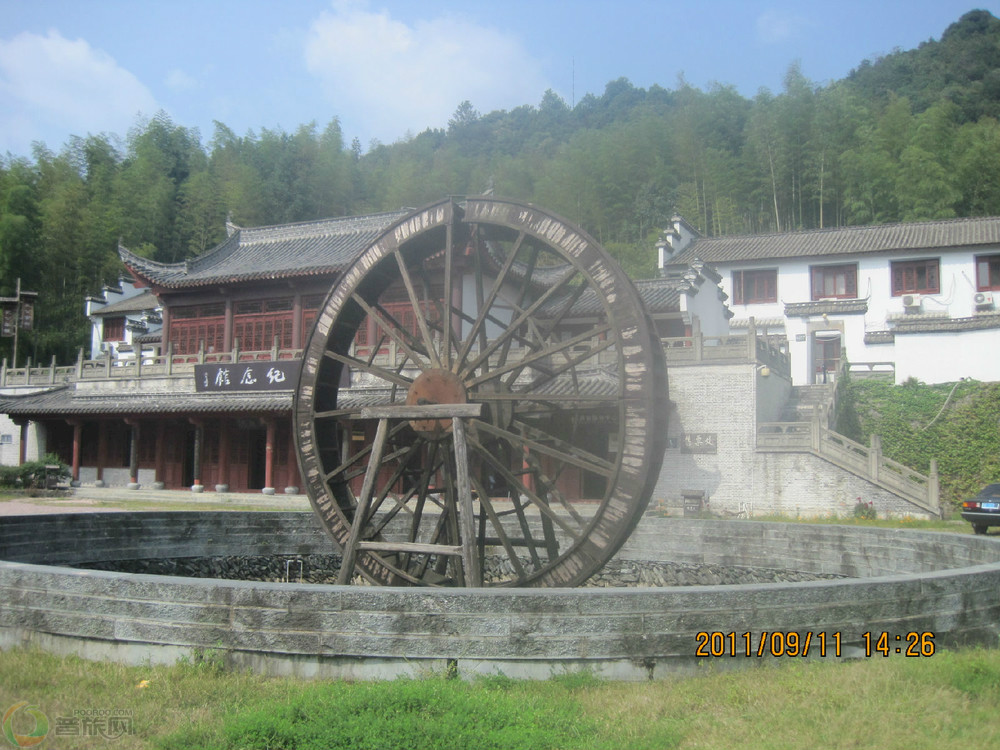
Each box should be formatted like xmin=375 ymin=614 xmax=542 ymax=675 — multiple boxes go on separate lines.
xmin=694 ymin=631 xmax=937 ymax=658
xmin=863 ymin=631 xmax=936 ymax=657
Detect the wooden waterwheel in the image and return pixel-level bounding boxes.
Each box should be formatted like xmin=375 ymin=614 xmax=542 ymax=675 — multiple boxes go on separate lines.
xmin=294 ymin=197 xmax=667 ymax=587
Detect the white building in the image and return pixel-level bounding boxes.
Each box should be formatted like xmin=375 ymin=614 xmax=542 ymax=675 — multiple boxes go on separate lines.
xmin=659 ymin=215 xmax=1000 ymax=385
xmin=84 ymin=279 xmax=162 ymax=363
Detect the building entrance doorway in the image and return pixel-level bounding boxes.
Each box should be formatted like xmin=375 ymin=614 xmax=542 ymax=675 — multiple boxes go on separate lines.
xmin=812 ymin=331 xmax=841 ymax=384
xmin=247 ymin=428 xmax=267 ymax=490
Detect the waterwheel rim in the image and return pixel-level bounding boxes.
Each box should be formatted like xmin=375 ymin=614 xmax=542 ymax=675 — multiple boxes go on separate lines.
xmin=294 ymin=197 xmax=667 ymax=587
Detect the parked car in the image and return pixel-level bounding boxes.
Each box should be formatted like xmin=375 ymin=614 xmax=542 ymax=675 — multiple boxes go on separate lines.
xmin=961 ymin=484 xmax=1000 ymax=535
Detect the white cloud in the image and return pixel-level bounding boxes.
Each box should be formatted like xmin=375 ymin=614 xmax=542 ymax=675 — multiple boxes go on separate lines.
xmin=0 ymin=29 xmax=158 ymax=154
xmin=165 ymin=68 xmax=199 ymax=92
xmin=755 ymin=9 xmax=810 ymax=45
xmin=304 ymin=1 xmax=548 ymax=144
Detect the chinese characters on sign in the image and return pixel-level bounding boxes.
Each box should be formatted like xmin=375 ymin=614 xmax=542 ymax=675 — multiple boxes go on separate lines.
xmin=680 ymin=433 xmax=718 ymax=454
xmin=195 ymin=360 xmax=302 ymax=392
xmin=54 ymin=709 xmax=134 ymax=741
xmin=0 ymin=294 xmax=36 ymax=336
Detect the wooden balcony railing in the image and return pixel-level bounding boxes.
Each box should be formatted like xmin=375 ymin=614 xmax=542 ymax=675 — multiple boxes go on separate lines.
xmin=1 ymin=329 xmax=789 ymax=388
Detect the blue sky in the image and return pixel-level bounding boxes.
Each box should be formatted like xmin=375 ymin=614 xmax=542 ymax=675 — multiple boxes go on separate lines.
xmin=0 ymin=0 xmax=995 ymax=158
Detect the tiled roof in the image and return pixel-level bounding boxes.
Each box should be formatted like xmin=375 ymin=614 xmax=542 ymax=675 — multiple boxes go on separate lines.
xmin=545 ymin=277 xmax=683 ymax=317
xmin=89 ymin=290 xmax=159 ymax=316
xmin=784 ymin=299 xmax=869 ymax=317
xmin=633 ymin=279 xmax=684 ymax=314
xmin=121 ymin=210 xmax=410 ymax=289
xmin=669 ymin=216 xmax=1000 ymax=266
xmin=1 ymin=362 xmax=626 ymax=418
xmin=0 ymin=386 xmax=292 ymax=417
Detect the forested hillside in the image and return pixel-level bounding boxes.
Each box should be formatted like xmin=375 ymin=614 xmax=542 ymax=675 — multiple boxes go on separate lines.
xmin=2 ymin=9 xmax=1000 ymax=365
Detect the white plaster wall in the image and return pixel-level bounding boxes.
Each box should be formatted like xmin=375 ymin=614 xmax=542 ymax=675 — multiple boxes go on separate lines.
xmin=0 ymin=416 xmax=44 ymax=465
xmin=0 ymin=387 xmax=50 ymax=465
xmin=682 ymin=285 xmax=730 ymax=337
xmin=716 ymin=248 xmax=1000 ymax=385
xmin=894 ymin=328 xmax=1000 ymax=383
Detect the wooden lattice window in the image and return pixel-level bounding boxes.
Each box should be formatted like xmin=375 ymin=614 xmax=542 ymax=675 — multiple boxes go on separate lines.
xmin=171 ymin=319 xmax=225 ymax=354
xmin=732 ymin=269 xmax=777 ymax=304
xmin=811 ymin=264 xmax=858 ymax=300
xmin=891 ymin=259 xmax=939 ymax=296
xmin=976 ymin=255 xmax=1000 ymax=291
xmin=102 ymin=316 xmax=125 ymax=342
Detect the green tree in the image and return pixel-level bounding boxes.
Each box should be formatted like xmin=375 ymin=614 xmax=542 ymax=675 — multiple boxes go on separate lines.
xmin=895 ymin=101 xmax=962 ymax=220
xmin=954 ymin=116 xmax=1000 ymax=215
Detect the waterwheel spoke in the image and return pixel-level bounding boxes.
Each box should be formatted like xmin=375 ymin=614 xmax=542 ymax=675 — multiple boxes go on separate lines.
xmin=352 ymin=294 xmax=433 ymax=370
xmin=466 ymin=441 xmax=542 ymax=568
xmin=322 ymin=350 xmax=413 ymax=389
xmin=322 ymin=419 xmax=413 ymax=485
xmin=458 ymin=262 xmax=579 ymax=381
xmin=475 ymin=419 xmax=616 ymax=478
xmin=337 ymin=418 xmax=389 ymax=584
xmin=441 ymin=214 xmax=454 ymax=368
xmin=453 ymin=230 xmax=528 ymax=373
xmin=393 ymin=248 xmax=442 ymax=369
xmin=469 ymin=473 xmax=527 ymax=581
xmin=466 ymin=324 xmax=614 ymax=389
xmin=466 ymin=432 xmax=585 ymax=542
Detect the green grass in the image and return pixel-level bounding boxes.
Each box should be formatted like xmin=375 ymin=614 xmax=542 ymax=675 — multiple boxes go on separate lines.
xmin=1 ymin=647 xmax=999 ymax=749
xmin=0 ymin=493 xmax=299 ymax=513
xmin=748 ymin=513 xmax=972 ymax=533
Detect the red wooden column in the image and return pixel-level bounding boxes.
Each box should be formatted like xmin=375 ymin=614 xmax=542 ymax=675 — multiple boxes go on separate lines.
xmin=68 ymin=419 xmax=82 ymax=484
xmin=292 ymin=295 xmax=302 ymax=351
xmin=223 ymin=299 xmax=234 ymax=353
xmin=189 ymin=418 xmax=204 ymax=492
xmin=154 ymin=421 xmax=167 ymax=489
xmin=216 ymin=420 xmax=231 ymax=492
xmin=285 ymin=418 xmax=299 ymax=493
xmin=124 ymin=418 xmax=141 ymax=489
xmin=262 ymin=418 xmax=276 ymax=495
xmin=15 ymin=419 xmax=27 ymax=465
xmin=160 ymin=307 xmax=170 ymax=351
xmin=95 ymin=420 xmax=108 ymax=487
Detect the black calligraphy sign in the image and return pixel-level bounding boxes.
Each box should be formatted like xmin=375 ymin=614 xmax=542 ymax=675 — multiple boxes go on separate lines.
xmin=680 ymin=433 xmax=718 ymax=454
xmin=195 ymin=360 xmax=301 ymax=392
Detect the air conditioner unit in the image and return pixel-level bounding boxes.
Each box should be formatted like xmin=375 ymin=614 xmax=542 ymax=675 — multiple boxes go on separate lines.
xmin=973 ymin=291 xmax=995 ymax=309
xmin=901 ymin=294 xmax=923 ymax=311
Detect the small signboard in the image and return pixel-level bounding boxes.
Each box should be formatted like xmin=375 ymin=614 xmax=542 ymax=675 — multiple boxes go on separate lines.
xmin=0 ymin=305 xmax=15 ymax=337
xmin=195 ymin=360 xmax=301 ymax=392
xmin=680 ymin=433 xmax=718 ymax=454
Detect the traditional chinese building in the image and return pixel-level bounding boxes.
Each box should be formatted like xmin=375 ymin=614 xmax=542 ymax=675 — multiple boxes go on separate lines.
xmin=0 ymin=204 xmax=730 ymax=494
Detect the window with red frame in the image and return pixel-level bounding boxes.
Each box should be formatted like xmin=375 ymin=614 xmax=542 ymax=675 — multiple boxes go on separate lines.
xmin=891 ymin=259 xmax=939 ymax=296
xmin=976 ymin=254 xmax=1000 ymax=291
xmin=732 ymin=269 xmax=777 ymax=304
xmin=811 ymin=264 xmax=858 ymax=300
xmin=102 ymin=316 xmax=125 ymax=341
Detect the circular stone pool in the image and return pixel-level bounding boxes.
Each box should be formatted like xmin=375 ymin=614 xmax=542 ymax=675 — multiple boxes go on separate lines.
xmin=1 ymin=512 xmax=998 ymax=680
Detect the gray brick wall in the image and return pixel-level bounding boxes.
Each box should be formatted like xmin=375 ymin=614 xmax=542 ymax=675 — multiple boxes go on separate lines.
xmin=2 ymin=512 xmax=998 ymax=681
xmin=653 ymin=362 xmax=934 ymax=519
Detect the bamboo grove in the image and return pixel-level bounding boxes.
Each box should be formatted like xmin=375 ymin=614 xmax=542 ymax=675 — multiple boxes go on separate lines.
xmin=2 ymin=9 xmax=1000 ymax=366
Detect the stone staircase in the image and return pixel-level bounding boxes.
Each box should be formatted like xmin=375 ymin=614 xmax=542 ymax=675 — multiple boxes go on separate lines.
xmin=758 ymin=383 xmax=941 ymax=517
xmin=778 ymin=383 xmax=837 ymax=423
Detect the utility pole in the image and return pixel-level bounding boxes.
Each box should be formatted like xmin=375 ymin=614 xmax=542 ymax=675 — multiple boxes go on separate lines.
xmin=12 ymin=277 xmax=21 ymax=369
